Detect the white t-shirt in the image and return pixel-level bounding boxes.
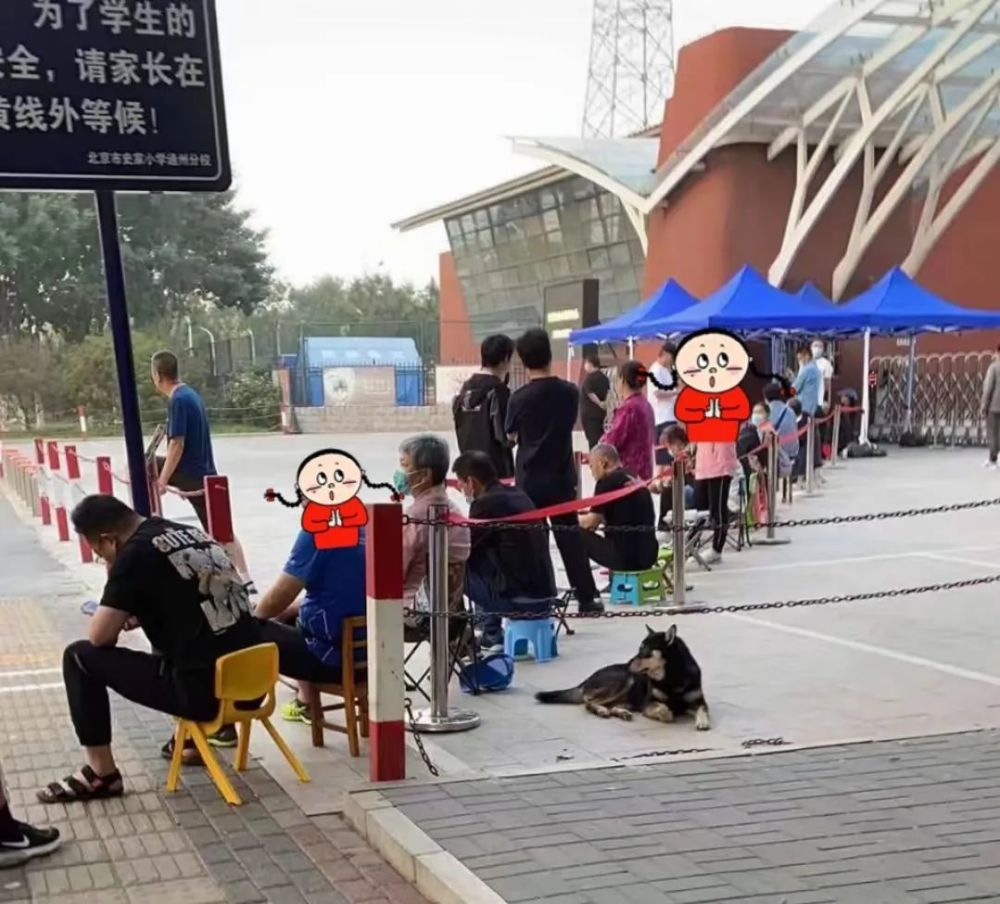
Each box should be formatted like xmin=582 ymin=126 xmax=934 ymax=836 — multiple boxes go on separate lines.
xmin=815 ymin=356 xmax=834 ymax=408
xmin=646 ymin=361 xmax=676 ymax=424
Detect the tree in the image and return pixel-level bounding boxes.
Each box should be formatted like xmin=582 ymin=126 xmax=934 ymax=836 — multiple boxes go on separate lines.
xmin=0 ymin=191 xmax=274 ymax=341
xmin=0 ymin=337 xmax=67 ymax=426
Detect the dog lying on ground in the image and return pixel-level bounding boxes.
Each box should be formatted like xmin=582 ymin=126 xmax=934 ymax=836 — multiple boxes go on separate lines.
xmin=535 ymin=625 xmax=710 ymax=730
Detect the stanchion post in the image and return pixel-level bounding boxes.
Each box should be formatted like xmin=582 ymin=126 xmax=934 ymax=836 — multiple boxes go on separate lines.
xmin=65 ymin=445 xmax=93 ymax=563
xmin=804 ymin=419 xmax=818 ymax=496
xmin=34 ymin=438 xmax=50 ymax=525
xmin=96 ymin=456 xmax=114 ymax=496
xmin=28 ymin=464 xmax=40 ymax=517
xmin=48 ymin=441 xmax=71 ymax=542
xmin=366 ymin=503 xmax=405 ymax=782
xmin=411 ymin=504 xmax=479 ymax=733
xmin=829 ymin=404 xmax=842 ymax=469
xmin=671 ymin=457 xmax=686 ymax=607
xmin=756 ymin=432 xmax=790 ymax=547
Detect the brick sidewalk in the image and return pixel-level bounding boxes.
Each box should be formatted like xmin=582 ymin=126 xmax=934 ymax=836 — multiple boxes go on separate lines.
xmin=381 ymin=732 xmax=1000 ymax=903
xmin=0 ymin=498 xmax=427 ymax=904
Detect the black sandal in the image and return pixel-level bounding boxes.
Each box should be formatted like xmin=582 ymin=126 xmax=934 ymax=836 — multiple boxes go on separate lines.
xmin=160 ymin=736 xmax=203 ymax=766
xmin=37 ymin=765 xmax=123 ymax=804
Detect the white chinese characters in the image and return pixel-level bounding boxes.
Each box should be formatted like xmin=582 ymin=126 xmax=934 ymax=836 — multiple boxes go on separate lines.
xmin=33 ymin=1 xmax=200 ymax=39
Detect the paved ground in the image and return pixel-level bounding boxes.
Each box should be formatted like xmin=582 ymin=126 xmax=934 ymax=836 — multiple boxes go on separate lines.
xmin=0 ymin=495 xmax=428 ymax=904
xmin=381 ymin=730 xmax=1000 ymax=903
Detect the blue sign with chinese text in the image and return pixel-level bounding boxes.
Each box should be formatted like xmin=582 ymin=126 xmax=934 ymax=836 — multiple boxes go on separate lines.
xmin=0 ymin=0 xmax=230 ymax=192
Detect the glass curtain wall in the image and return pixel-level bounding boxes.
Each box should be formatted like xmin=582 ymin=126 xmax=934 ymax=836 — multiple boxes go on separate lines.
xmin=445 ymin=176 xmax=645 ymax=343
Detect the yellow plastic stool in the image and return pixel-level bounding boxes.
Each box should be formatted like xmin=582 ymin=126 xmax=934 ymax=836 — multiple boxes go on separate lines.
xmin=166 ymin=643 xmax=309 ymax=806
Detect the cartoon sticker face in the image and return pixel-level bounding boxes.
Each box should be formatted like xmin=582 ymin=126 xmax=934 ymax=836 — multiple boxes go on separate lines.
xmin=674 ymin=330 xmax=749 ymax=394
xmin=298 ymin=451 xmax=363 ymax=507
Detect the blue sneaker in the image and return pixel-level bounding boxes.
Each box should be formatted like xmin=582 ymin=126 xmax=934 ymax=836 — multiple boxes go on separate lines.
xmin=80 ymin=600 xmax=99 ymax=617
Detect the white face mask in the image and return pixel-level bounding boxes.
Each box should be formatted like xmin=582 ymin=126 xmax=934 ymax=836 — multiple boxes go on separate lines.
xmin=811 ymin=346 xmax=824 ymax=358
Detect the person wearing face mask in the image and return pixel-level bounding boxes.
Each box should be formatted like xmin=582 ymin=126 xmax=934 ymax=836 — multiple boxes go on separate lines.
xmin=452 ymin=452 xmax=555 ymax=650
xmin=737 ymin=403 xmax=770 ymax=481
xmin=37 ymin=495 xmax=261 ymax=804
xmin=394 ymin=435 xmax=471 ymax=624
xmin=811 ymin=339 xmax=834 ymax=411
xmin=650 ymin=424 xmax=696 ymax=520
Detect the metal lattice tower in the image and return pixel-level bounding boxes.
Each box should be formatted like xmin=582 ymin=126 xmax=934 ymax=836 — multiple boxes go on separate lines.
xmin=582 ymin=0 xmax=676 ymax=139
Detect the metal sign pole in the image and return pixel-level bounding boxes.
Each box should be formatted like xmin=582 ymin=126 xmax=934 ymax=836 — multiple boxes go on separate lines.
xmin=756 ymin=432 xmax=790 ymax=546
xmin=95 ymin=191 xmax=150 ymax=516
xmin=412 ymin=505 xmax=479 ymax=733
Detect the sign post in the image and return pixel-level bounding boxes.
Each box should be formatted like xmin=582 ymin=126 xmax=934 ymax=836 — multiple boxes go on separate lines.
xmin=0 ymin=0 xmax=231 ymax=515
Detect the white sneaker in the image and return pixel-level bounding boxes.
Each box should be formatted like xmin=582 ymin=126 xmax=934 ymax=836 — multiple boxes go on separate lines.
xmin=984 ymin=461 xmax=998 ymax=470
xmin=703 ymin=549 xmax=722 ymax=565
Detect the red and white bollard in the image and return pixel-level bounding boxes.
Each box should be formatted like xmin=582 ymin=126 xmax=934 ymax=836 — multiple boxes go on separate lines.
xmin=77 ymin=406 xmax=89 ymax=441
xmin=65 ymin=445 xmax=93 ymax=563
xmin=47 ymin=440 xmax=70 ymax=543
xmin=204 ymin=476 xmax=234 ymax=544
xmin=34 ymin=437 xmax=51 ymax=526
xmin=96 ymin=456 xmax=114 ymax=496
xmin=365 ymin=503 xmax=405 ymax=782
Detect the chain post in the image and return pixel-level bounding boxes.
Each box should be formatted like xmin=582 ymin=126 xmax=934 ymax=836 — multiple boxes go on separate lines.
xmin=410 ymin=504 xmax=480 ymax=734
xmin=756 ymin=431 xmax=790 ymax=546
xmin=829 ymin=404 xmax=842 ymax=469
xmin=671 ymin=457 xmax=686 ymax=607
xmin=804 ymin=416 xmax=821 ymax=497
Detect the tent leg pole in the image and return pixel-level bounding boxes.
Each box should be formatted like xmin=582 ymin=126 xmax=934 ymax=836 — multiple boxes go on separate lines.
xmin=904 ymin=336 xmax=917 ymax=435
xmin=860 ymin=329 xmax=872 ymax=446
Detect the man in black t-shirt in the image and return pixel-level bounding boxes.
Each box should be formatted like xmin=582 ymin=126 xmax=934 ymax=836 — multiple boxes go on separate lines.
xmin=454 ymin=452 xmax=556 ymax=648
xmin=580 ymin=354 xmax=610 ymax=449
xmin=453 ymin=334 xmax=515 ymax=479
xmin=578 ymin=444 xmax=658 ymax=572
xmin=505 ymin=329 xmax=601 ymax=613
xmin=36 ymin=495 xmax=260 ymax=804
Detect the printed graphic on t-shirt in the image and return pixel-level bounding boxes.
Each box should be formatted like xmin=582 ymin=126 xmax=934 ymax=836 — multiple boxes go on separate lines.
xmin=151 ymin=526 xmax=251 ymax=634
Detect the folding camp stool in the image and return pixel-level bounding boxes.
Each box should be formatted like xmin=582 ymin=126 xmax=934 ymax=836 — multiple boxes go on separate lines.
xmin=403 ymin=612 xmax=475 ymax=703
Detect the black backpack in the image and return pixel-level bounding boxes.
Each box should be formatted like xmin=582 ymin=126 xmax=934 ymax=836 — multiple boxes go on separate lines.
xmin=453 ymin=385 xmax=505 ymax=455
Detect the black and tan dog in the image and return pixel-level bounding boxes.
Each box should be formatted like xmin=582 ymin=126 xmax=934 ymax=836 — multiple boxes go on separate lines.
xmin=535 ymin=625 xmax=710 ymax=730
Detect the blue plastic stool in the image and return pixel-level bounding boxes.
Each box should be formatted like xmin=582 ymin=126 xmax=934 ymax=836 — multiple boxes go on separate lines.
xmin=503 ymin=617 xmax=558 ymax=663
xmin=609 ymin=568 xmax=666 ymax=607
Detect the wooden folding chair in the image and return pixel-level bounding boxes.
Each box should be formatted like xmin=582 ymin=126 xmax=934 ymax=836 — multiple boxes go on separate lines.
xmin=302 ymin=616 xmax=369 ymax=757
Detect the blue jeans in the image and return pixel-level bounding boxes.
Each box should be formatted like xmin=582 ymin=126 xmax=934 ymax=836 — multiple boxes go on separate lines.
xmin=465 ymin=564 xmax=552 ymax=644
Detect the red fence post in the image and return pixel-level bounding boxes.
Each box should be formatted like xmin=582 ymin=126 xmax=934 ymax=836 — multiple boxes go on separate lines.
xmin=147 ymin=461 xmax=162 ymax=517
xmin=204 ymin=476 xmax=234 ymax=543
xmin=96 ymin=456 xmax=113 ymax=496
xmin=64 ymin=445 xmax=92 ymax=563
xmin=47 ymin=441 xmax=70 ymax=542
xmin=365 ymin=503 xmax=405 ymax=782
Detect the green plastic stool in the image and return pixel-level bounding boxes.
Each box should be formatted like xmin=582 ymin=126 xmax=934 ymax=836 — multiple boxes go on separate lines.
xmin=609 ymin=567 xmax=666 ymax=606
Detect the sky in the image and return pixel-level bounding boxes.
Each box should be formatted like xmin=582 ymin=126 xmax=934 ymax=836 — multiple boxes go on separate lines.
xmin=217 ymin=0 xmax=829 ymax=290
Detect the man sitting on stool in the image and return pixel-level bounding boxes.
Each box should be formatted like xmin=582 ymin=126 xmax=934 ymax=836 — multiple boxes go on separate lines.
xmin=453 ymin=452 xmax=556 ymax=651
xmin=578 ymin=444 xmax=658 ymax=572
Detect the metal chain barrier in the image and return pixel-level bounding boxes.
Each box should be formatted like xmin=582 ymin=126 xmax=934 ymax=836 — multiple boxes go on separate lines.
xmin=404 ymin=697 xmax=440 ymax=777
xmin=401 ymin=494 xmax=1000 ymax=533
xmin=741 ymin=737 xmax=789 ymax=749
xmin=403 ymin=572 xmax=1000 ymax=623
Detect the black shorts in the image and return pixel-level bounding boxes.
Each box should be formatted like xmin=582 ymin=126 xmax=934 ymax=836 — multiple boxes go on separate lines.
xmin=155 ymin=456 xmax=209 ymax=530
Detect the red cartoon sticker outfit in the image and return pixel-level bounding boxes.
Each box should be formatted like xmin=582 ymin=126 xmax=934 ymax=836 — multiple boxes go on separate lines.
xmin=675 ymin=385 xmax=751 ymax=443
xmin=301 ymin=496 xmax=368 ymax=549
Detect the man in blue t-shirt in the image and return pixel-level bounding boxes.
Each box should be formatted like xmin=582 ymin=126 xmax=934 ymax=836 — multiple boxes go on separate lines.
xmin=151 ymin=351 xmax=252 ymax=591
xmin=253 ymin=530 xmax=367 ymax=724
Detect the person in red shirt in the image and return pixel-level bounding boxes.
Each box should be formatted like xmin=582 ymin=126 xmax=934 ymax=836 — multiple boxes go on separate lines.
xmin=657 ymin=329 xmax=791 ymax=443
xmin=265 ymin=450 xmax=397 ymax=549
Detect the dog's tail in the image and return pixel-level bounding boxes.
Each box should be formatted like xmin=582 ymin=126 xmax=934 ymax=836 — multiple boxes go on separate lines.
xmin=535 ymin=687 xmax=584 ymax=705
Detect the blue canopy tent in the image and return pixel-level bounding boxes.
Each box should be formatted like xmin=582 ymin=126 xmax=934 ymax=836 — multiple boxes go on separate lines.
xmin=568 ymin=278 xmax=698 ymax=355
xmin=642 ymin=266 xmax=838 ymax=336
xmin=813 ymin=268 xmax=1000 ymax=441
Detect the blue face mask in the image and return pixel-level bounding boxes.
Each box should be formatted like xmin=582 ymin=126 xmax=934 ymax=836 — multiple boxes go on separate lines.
xmin=751 ymin=413 xmax=766 ymax=426
xmin=392 ymin=469 xmax=410 ymax=497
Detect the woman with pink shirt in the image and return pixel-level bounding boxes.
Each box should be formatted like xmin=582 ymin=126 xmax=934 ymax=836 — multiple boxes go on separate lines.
xmin=601 ymin=360 xmax=655 ymax=482
xmin=693 ymin=436 xmax=739 ymax=563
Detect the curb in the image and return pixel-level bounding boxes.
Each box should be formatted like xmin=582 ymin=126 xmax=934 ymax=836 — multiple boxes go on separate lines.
xmin=344 ymin=789 xmax=507 ymax=904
